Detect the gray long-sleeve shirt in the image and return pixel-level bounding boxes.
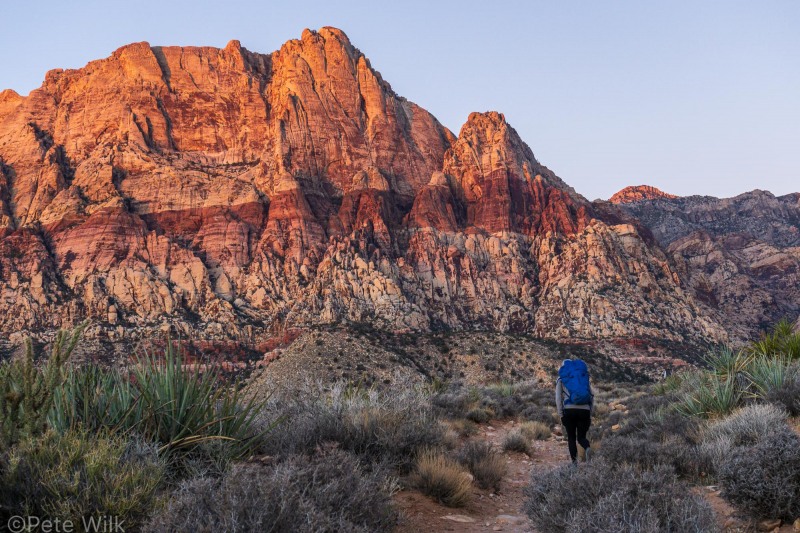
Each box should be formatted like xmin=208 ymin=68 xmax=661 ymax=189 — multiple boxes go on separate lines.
xmin=555 ymin=378 xmax=593 ymax=418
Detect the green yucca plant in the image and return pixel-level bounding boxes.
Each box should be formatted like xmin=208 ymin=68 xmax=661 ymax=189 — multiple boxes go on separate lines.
xmin=772 ymin=319 xmax=796 ymax=340
xmin=652 ymin=371 xmax=686 ymax=396
xmin=677 ymin=375 xmax=742 ymax=418
xmin=128 ymin=340 xmax=270 ymax=460
xmin=781 ymin=331 xmax=800 ymax=360
xmin=49 ymin=338 xmax=273 ymax=469
xmin=0 ymin=322 xmax=87 ymax=447
xmin=743 ymin=354 xmax=797 ymax=400
xmin=50 ymin=365 xmax=137 ymax=434
xmin=703 ymin=346 xmax=752 ymax=381
xmin=748 ymin=319 xmax=800 ymax=359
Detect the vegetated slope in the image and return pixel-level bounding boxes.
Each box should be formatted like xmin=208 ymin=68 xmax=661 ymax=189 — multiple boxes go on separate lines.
xmin=613 ymin=189 xmax=800 ymax=339
xmin=0 ymin=25 xmax=771 ymax=354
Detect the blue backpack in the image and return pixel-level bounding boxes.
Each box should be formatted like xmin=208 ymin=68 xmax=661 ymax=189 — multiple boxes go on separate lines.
xmin=559 ymin=359 xmax=592 ymax=406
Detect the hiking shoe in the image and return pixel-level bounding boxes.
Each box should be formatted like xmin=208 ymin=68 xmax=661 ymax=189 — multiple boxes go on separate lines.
xmin=584 ymin=447 xmax=592 ymax=463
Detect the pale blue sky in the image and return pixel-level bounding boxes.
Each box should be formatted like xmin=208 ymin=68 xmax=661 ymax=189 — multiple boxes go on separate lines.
xmin=1 ymin=0 xmax=797 ymax=200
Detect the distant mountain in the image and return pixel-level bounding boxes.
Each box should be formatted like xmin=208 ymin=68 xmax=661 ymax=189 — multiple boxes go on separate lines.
xmin=2 ymin=27 xmax=792 ymax=353
xmin=611 ymin=189 xmax=800 ymax=338
xmin=609 ymin=185 xmax=678 ymax=204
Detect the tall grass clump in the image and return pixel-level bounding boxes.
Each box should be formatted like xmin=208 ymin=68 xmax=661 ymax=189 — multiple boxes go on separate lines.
xmin=0 ymin=323 xmax=86 ymax=447
xmin=503 ymin=428 xmax=532 ymax=455
xmin=411 ymin=449 xmax=472 ymax=507
xmin=457 ymin=441 xmax=506 ymax=492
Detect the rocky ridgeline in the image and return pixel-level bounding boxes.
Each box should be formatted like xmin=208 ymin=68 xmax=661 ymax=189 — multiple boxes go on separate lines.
xmin=0 ymin=26 xmax=793 ymax=352
xmin=613 ymin=189 xmax=800 ymax=339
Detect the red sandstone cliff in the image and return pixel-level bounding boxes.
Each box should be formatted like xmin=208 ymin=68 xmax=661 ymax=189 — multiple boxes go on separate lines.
xmin=0 ymin=28 xmax=744 ymax=347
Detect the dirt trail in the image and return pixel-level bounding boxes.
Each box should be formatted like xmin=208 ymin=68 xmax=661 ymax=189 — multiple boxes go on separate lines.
xmin=393 ymin=419 xmax=796 ymax=533
xmin=394 ymin=421 xmax=566 ymax=533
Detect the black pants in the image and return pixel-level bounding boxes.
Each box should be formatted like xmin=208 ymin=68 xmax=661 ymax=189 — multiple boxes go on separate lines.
xmin=561 ymin=408 xmax=591 ymax=462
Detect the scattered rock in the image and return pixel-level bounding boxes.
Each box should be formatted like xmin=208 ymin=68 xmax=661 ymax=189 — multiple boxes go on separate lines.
xmin=758 ymin=519 xmax=781 ymax=531
xmin=496 ymin=515 xmax=526 ymax=525
xmin=724 ymin=518 xmax=739 ymax=529
xmin=442 ymin=515 xmax=475 ymax=523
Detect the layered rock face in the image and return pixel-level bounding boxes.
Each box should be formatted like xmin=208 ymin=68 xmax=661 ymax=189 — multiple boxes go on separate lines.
xmin=0 ymin=27 xmax=759 ymax=348
xmin=613 ymin=190 xmax=800 ymax=338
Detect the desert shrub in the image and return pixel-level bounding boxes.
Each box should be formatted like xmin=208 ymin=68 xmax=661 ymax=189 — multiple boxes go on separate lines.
xmin=718 ymin=430 xmax=800 ymax=521
xmin=0 ymin=429 xmax=163 ymax=529
xmin=432 ymin=382 xmax=552 ymax=422
xmin=519 ymin=421 xmax=550 ymax=440
xmin=261 ymin=381 xmax=443 ymax=472
xmin=465 ymin=406 xmax=492 ymax=423
xmin=704 ymin=403 xmax=786 ymax=447
xmin=616 ymin=409 xmax=696 ymax=440
xmin=431 ymin=388 xmax=474 ymax=418
xmin=0 ymin=323 xmax=86 ymax=447
xmin=457 ymin=441 xmax=506 ymax=492
xmin=148 ymin=450 xmax=397 ymax=533
xmin=502 ymin=429 xmax=531 ymax=454
xmin=595 ymin=397 xmax=709 ymax=479
xmin=598 ymin=434 xmax=708 ymax=480
xmin=764 ymin=373 xmax=800 ymax=416
xmin=524 ymin=460 xmax=718 ymax=533
xmin=696 ymin=403 xmax=787 ymax=478
xmin=447 ymin=418 xmax=478 ymax=438
xmin=410 ymin=449 xmax=472 ymax=507
xmin=520 ymin=402 xmax=559 ymax=425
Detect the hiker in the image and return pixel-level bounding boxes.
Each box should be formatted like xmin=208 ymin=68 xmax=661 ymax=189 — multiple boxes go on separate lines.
xmin=556 ymin=359 xmax=593 ymax=464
